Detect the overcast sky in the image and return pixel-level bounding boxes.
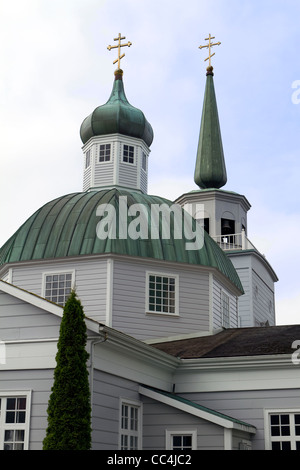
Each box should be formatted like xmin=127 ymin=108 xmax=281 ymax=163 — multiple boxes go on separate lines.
xmin=1 ymin=0 xmax=300 ymax=325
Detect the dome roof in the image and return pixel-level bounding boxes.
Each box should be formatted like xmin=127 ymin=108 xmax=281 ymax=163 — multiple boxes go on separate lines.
xmin=0 ymin=188 xmax=243 ymax=292
xmin=80 ymin=70 xmax=154 ymax=147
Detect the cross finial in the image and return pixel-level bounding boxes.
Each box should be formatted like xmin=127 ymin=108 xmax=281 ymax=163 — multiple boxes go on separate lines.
xmin=107 ymin=33 xmax=132 ymax=70
xmin=199 ymin=34 xmax=221 ymax=69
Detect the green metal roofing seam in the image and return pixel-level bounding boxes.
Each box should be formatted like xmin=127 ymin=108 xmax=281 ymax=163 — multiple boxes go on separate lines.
xmin=0 ymin=188 xmax=243 ymax=292
xmin=194 ymin=70 xmax=227 ymax=190
xmin=80 ymin=71 xmax=153 ymax=147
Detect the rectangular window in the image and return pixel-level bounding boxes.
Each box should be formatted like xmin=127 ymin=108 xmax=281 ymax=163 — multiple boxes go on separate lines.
xmin=142 ymin=152 xmax=147 ymax=171
xmin=85 ymin=149 xmax=91 ymax=169
xmin=222 ymin=291 xmax=230 ymax=328
xmin=120 ymin=401 xmax=141 ymax=450
xmin=267 ymin=411 xmax=300 ymax=450
xmin=99 ymin=143 xmax=111 ymax=162
xmin=147 ymin=273 xmax=178 ymax=315
xmin=166 ymin=430 xmax=197 ymax=450
xmin=0 ymin=393 xmax=31 ymax=450
xmin=44 ymin=272 xmax=73 ymax=306
xmin=123 ymin=145 xmax=134 ymax=164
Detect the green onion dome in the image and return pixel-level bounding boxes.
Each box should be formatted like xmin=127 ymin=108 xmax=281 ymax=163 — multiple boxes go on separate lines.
xmin=80 ymin=69 xmax=154 ymax=147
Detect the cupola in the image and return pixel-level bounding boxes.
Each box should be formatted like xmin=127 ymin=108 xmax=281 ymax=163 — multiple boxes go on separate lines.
xmin=80 ymin=48 xmax=153 ymax=195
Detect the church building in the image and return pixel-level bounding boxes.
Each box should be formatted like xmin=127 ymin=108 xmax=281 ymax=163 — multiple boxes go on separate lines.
xmin=0 ymin=34 xmax=299 ymax=451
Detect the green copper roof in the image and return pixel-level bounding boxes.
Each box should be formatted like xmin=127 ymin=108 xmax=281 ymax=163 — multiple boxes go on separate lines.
xmin=194 ymin=67 xmax=227 ymax=189
xmin=0 ymin=188 xmax=243 ymax=292
xmin=80 ymin=70 xmax=154 ymax=147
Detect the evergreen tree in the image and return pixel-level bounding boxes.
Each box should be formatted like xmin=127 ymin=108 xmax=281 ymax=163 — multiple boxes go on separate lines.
xmin=43 ymin=290 xmax=92 ymax=450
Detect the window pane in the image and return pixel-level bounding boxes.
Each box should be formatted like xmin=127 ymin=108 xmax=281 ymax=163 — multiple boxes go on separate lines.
xmin=271 ymin=426 xmax=280 ymax=436
xmin=6 ymin=398 xmax=15 ymax=410
xmin=6 ymin=412 xmax=15 ymax=423
xmin=4 ymin=430 xmax=14 ymax=442
xmin=271 ymin=415 xmax=279 ymax=425
xmin=148 ymin=274 xmax=176 ymax=314
xmin=16 ymin=411 xmax=26 ymax=424
xmin=44 ymin=273 xmax=73 ymax=305
xmin=272 ymin=441 xmax=281 ymax=450
xmin=15 ymin=430 xmax=25 ymax=441
xmin=14 ymin=443 xmax=24 ymax=450
xmin=182 ymin=436 xmax=192 ymax=447
xmin=281 ymin=415 xmax=289 ymax=425
xmin=281 ymin=426 xmax=290 ymax=436
xmin=173 ymin=436 xmax=182 ymax=447
xmin=4 ymin=443 xmax=13 ymax=450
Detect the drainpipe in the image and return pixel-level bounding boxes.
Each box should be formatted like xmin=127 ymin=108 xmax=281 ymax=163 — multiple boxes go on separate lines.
xmin=89 ymin=327 xmax=108 ymax=417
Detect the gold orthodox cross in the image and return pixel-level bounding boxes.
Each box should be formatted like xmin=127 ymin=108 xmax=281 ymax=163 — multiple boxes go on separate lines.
xmin=107 ymin=33 xmax=132 ymax=69
xmin=199 ymin=34 xmax=221 ymax=67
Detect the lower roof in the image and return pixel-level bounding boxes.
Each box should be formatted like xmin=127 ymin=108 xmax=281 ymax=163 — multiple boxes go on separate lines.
xmin=153 ymin=325 xmax=300 ymax=359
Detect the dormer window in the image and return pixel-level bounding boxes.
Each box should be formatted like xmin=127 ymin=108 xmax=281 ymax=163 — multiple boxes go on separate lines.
xmin=123 ymin=145 xmax=134 ymax=164
xmin=99 ymin=144 xmax=111 ymax=162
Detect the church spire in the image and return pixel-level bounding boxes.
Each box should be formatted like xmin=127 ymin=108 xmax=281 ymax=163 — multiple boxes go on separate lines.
xmin=194 ymin=35 xmax=227 ymax=190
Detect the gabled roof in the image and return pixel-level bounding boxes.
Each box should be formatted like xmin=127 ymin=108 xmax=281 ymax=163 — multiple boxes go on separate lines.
xmin=139 ymin=385 xmax=256 ymax=434
xmin=0 ymin=280 xmax=99 ymax=334
xmin=153 ymin=325 xmax=300 ymax=359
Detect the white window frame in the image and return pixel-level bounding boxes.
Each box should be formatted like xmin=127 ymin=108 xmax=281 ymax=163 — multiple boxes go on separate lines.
xmin=0 ymin=391 xmax=32 ymax=450
xmin=264 ymin=409 xmax=300 ymax=450
xmin=85 ymin=149 xmax=91 ymax=169
xmin=98 ymin=143 xmax=111 ymax=163
xmin=42 ymin=270 xmax=75 ymax=306
xmin=166 ymin=429 xmax=197 ymax=450
xmin=122 ymin=144 xmax=135 ymax=165
xmin=119 ymin=399 xmax=142 ymax=450
xmin=141 ymin=152 xmax=147 ymax=172
xmin=146 ymin=272 xmax=179 ymax=316
xmin=221 ymin=290 xmax=230 ymax=328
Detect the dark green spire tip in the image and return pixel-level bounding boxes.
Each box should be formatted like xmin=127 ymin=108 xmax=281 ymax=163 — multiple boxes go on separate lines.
xmin=194 ymin=66 xmax=227 ymax=189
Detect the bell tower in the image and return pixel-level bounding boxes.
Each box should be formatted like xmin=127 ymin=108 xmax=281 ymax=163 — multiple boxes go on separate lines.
xmin=176 ymin=35 xmax=278 ymax=327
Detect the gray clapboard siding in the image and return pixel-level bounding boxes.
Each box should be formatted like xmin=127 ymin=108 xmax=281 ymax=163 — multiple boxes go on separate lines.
xmin=10 ymin=258 xmax=108 ymax=323
xmin=83 ymin=166 xmax=92 ymax=191
xmin=142 ymin=396 xmax=224 ymax=450
xmin=0 ymin=369 xmax=54 ymax=450
xmin=212 ymin=278 xmax=238 ymax=330
xmin=112 ymin=259 xmax=210 ymax=340
xmin=252 ymin=269 xmax=275 ymax=326
xmin=234 ymin=266 xmax=251 ymax=327
xmin=182 ymin=388 xmax=300 ymax=450
xmin=140 ymin=167 xmax=147 ymax=194
xmin=92 ymin=370 xmax=141 ymax=450
xmin=118 ymin=162 xmax=137 ymax=187
xmin=0 ymin=291 xmax=61 ymax=341
xmin=94 ymin=161 xmax=114 ymax=186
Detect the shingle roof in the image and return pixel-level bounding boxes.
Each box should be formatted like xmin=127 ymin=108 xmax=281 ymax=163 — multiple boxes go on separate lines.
xmin=153 ymin=325 xmax=300 ymax=359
